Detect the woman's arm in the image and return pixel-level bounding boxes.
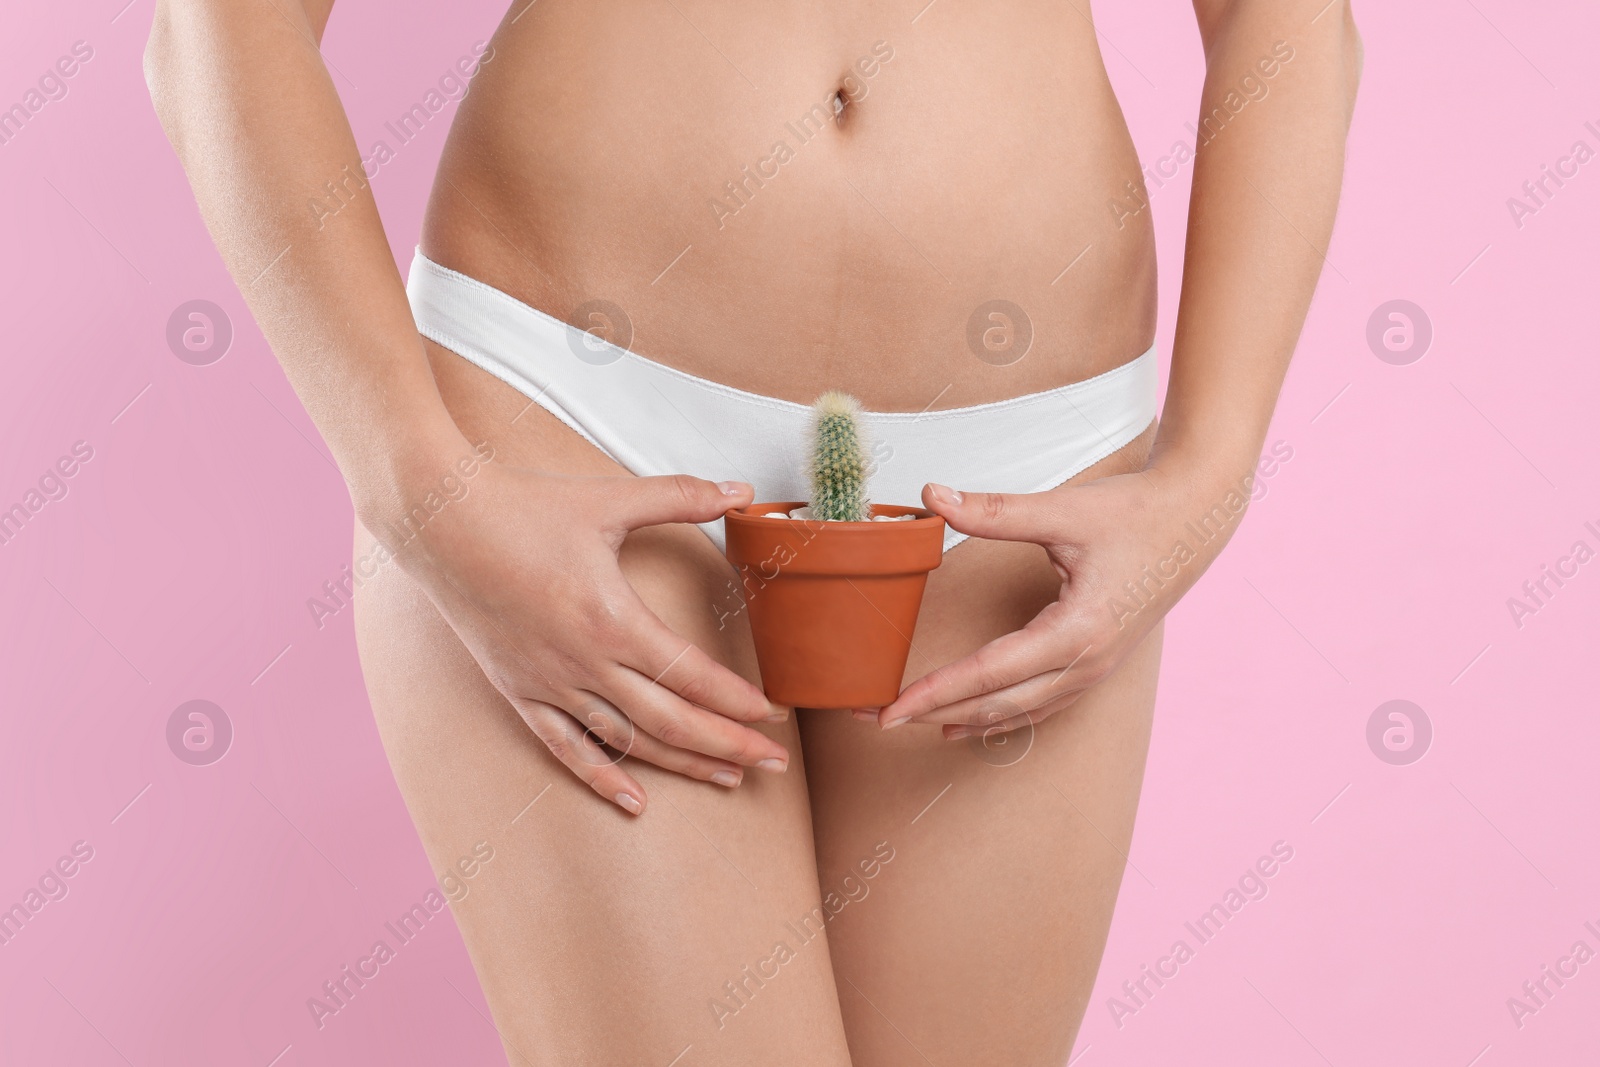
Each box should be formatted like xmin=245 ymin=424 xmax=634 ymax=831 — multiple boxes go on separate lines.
xmin=881 ymin=0 xmax=1363 ymax=731
xmin=146 ymin=0 xmax=792 ymax=811
xmin=1155 ymin=0 xmax=1362 ymax=484
xmin=145 ymin=0 xmax=462 ymax=503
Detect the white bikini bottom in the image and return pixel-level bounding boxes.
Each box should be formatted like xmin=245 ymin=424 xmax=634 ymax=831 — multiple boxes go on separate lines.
xmin=405 ymin=250 xmax=1159 ymax=553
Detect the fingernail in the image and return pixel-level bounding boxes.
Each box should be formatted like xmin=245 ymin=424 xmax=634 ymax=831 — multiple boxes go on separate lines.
xmin=851 ymin=709 xmax=877 ymax=722
xmin=615 ymin=792 xmax=643 ymax=814
xmin=765 ymin=708 xmax=790 ymax=723
xmin=757 ymin=758 xmax=788 ymax=773
xmin=711 ymin=770 xmax=741 ymax=788
xmin=927 ymin=483 xmax=963 ymax=506
xmin=882 ymin=715 xmax=911 ymax=730
xmin=717 ymin=480 xmax=751 ymax=497
xmin=946 ymin=726 xmax=970 ymax=740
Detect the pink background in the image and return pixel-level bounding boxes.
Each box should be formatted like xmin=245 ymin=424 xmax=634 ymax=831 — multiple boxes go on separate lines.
xmin=2 ymin=1 xmax=1596 ymax=1064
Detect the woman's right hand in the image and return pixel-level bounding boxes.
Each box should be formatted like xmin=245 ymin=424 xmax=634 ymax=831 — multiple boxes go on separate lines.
xmin=364 ymin=447 xmax=790 ymax=815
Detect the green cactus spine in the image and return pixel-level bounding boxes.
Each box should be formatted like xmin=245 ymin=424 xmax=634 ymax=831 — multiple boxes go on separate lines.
xmin=809 ymin=391 xmax=872 ymax=522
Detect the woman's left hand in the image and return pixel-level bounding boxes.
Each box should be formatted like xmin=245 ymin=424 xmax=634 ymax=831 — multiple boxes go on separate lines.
xmin=877 ymin=463 xmax=1251 ymax=738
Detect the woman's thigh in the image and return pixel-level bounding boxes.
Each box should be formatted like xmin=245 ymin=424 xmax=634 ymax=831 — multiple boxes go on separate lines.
xmin=803 ymin=434 xmax=1162 ymax=1067
xmin=352 ymin=340 xmax=853 ymax=1066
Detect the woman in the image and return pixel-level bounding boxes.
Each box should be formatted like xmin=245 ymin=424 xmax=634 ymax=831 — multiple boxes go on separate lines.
xmin=146 ymin=0 xmax=1360 ymax=1062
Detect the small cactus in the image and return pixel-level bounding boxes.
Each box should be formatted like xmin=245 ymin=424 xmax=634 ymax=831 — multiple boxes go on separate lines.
xmin=809 ymin=391 xmax=872 ymax=522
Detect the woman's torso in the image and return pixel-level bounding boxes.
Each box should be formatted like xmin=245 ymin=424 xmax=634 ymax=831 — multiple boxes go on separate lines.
xmin=421 ymin=0 xmax=1157 ymax=410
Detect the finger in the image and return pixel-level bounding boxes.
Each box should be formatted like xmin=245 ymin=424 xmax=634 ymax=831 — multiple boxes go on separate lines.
xmin=942 ymin=693 xmax=1081 ymax=740
xmin=514 ymin=698 xmax=649 ymax=814
xmin=912 ymin=657 xmax=1096 ymax=726
xmin=572 ymin=693 xmax=746 ymax=788
xmin=609 ymin=474 xmax=754 ymax=531
xmin=880 ymin=618 xmax=1063 ymax=725
xmin=922 ymin=482 xmax=1064 ymax=544
xmin=605 ymin=667 xmax=790 ymax=771
xmin=623 ymin=614 xmax=786 ymax=724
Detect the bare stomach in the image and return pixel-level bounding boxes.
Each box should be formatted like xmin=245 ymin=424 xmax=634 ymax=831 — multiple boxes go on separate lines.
xmin=420 ymin=0 xmax=1157 ymax=410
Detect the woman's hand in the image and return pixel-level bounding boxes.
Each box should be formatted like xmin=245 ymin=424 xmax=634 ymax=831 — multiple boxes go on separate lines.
xmin=874 ymin=0 xmax=1362 ymax=742
xmin=876 ymin=462 xmax=1254 ymax=738
xmin=366 ymin=452 xmax=791 ymax=815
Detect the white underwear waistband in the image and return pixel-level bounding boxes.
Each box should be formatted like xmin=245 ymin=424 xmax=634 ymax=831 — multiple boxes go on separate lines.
xmin=405 ymin=249 xmax=1160 ymax=553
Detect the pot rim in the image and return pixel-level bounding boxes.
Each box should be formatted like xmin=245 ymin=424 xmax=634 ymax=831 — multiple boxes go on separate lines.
xmin=728 ymin=501 xmax=941 ymax=528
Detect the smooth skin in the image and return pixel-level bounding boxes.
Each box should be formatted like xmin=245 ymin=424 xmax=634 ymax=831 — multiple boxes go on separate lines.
xmin=146 ymin=0 xmax=1360 ymax=1063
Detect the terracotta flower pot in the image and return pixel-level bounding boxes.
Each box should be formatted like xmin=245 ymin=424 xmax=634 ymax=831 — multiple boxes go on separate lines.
xmin=723 ymin=502 xmax=946 ymax=709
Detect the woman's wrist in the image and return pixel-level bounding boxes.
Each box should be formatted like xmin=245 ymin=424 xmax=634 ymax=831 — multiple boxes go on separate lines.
xmin=346 ymin=407 xmax=483 ymax=536
xmin=1136 ymin=427 xmax=1273 ymax=571
xmin=1144 ymin=424 xmax=1269 ymax=503
xmin=1144 ymin=458 xmax=1261 ymax=514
